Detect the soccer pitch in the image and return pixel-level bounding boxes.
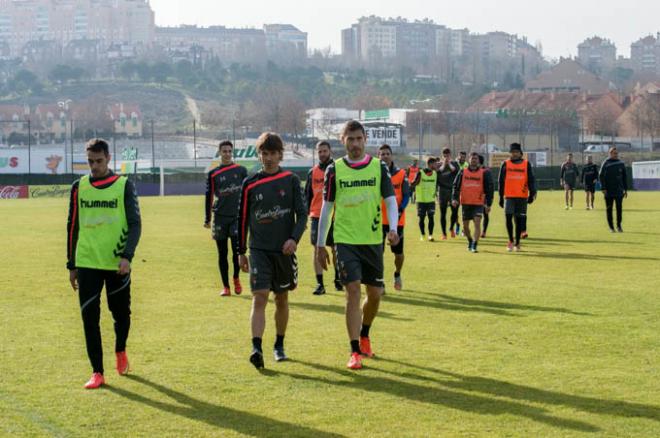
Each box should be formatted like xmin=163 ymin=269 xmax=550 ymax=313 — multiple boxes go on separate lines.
xmin=1 ymin=192 xmax=659 ymax=437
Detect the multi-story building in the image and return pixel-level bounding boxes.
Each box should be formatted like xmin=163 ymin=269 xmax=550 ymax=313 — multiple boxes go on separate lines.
xmin=345 ymin=16 xmax=455 ymax=62
xmin=351 ymin=16 xmax=398 ymax=60
xmin=395 ymin=19 xmax=436 ymax=62
xmin=578 ymin=37 xmax=617 ymax=74
xmin=342 ymin=17 xmax=541 ymax=84
xmin=155 ymin=24 xmax=306 ymax=64
xmin=263 ymin=24 xmax=307 ymax=60
xmin=0 ymin=0 xmax=155 ymax=58
xmin=155 ymin=26 xmax=266 ymax=64
xmin=631 ymin=33 xmax=660 ymax=74
xmin=474 ymin=31 xmax=518 ymax=59
xmin=469 ymin=32 xmax=544 ymax=84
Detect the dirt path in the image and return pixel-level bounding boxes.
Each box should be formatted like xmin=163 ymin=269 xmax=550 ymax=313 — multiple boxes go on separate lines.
xmin=185 ymin=94 xmax=201 ymax=127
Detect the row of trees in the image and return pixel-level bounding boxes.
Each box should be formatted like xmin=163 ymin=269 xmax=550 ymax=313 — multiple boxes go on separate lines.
xmin=1 ymin=64 xmax=90 ymax=96
xmin=628 ymin=93 xmax=660 ymax=145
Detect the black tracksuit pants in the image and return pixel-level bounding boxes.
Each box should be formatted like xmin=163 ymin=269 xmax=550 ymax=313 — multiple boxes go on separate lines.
xmin=77 ymin=268 xmax=131 ymax=374
xmin=605 ymin=196 xmax=623 ymax=229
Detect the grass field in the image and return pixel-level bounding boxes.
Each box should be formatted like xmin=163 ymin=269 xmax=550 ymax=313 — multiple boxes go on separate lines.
xmin=1 ymin=192 xmax=659 ymax=437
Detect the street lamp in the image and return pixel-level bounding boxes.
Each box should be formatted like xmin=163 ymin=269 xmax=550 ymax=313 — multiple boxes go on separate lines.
xmin=409 ymin=99 xmax=432 ymax=162
xmin=57 ymin=99 xmax=72 ymax=111
xmin=58 ymin=99 xmax=73 ymax=173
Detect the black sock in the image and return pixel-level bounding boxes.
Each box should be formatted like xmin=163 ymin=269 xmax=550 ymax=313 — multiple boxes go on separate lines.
xmin=394 ymin=271 xmax=400 ymax=278
xmin=360 ymin=324 xmax=371 ymax=338
xmin=274 ymin=335 xmax=284 ymax=349
xmin=316 ymin=274 xmax=323 ymax=286
xmin=350 ymin=340 xmax=361 ymax=354
xmin=252 ymin=337 xmax=262 ymax=352
xmin=506 ymin=214 xmax=514 ymax=242
xmin=334 ymin=268 xmax=339 ymax=281
xmin=515 ymin=216 xmax=523 ymax=245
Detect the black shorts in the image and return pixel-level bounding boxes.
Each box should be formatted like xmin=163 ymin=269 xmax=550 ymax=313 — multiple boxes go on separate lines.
xmin=504 ymin=198 xmax=528 ymax=216
xmin=462 ymin=205 xmax=484 ymax=220
xmin=382 ymin=226 xmax=404 ymax=255
xmin=584 ymin=185 xmax=596 ymax=193
xmin=335 ymin=244 xmax=384 ymax=287
xmin=417 ymin=202 xmax=436 ymax=217
xmin=309 ymin=217 xmax=335 ymax=246
xmin=249 ymin=249 xmax=298 ymax=293
xmin=213 ymin=216 xmax=238 ymax=241
xmin=564 ymin=182 xmax=576 ymax=190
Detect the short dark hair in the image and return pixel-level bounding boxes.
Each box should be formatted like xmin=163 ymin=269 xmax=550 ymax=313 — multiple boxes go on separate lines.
xmin=256 ymin=132 xmax=284 ymax=153
xmin=379 ymin=144 xmax=392 ymax=153
xmin=478 ymin=154 xmax=485 ymax=165
xmin=470 ymin=151 xmax=480 ymax=158
xmin=219 ymin=140 xmax=233 ymax=149
xmin=459 ymin=151 xmax=467 ymax=156
xmin=86 ymin=138 xmax=109 ymax=156
xmin=442 ymin=147 xmax=451 ymax=155
xmin=316 ymin=140 xmax=331 ymax=149
xmin=427 ymin=157 xmax=437 ymax=166
xmin=341 ymin=120 xmax=366 ymax=137
xmin=510 ymin=143 xmax=522 ymax=153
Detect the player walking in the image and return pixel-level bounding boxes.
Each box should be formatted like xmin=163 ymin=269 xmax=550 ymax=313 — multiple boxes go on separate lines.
xmin=452 ymin=152 xmax=494 ymax=252
xmin=305 ymin=141 xmax=341 ymax=295
xmin=316 ymin=121 xmax=399 ymax=370
xmin=560 ymin=153 xmax=579 ymax=209
xmin=238 ymin=133 xmax=307 ymax=369
xmin=204 ymin=141 xmax=248 ymax=296
xmin=378 ymin=144 xmax=410 ymax=290
xmin=412 ymin=157 xmax=438 ymax=241
xmin=581 ymin=155 xmax=599 ymax=210
xmin=498 ymin=143 xmax=537 ymax=252
xmin=66 ymin=139 xmax=141 ymax=389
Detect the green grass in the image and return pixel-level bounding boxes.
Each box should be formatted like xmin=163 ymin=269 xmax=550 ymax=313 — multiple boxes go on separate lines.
xmin=1 ymin=192 xmax=659 ymax=437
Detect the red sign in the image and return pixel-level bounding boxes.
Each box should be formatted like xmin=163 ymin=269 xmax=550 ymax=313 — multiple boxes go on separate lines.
xmin=0 ymin=185 xmax=29 ymax=199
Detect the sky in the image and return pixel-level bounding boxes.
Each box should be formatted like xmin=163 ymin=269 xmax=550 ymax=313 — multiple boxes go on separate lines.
xmin=149 ymin=0 xmax=660 ymax=59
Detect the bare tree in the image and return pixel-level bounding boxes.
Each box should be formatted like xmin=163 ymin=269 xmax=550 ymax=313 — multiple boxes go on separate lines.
xmin=73 ymin=97 xmax=113 ymax=138
xmin=351 ymin=86 xmax=392 ymax=110
xmin=586 ymin=103 xmax=620 ymax=142
xmin=641 ymin=93 xmax=660 ymax=147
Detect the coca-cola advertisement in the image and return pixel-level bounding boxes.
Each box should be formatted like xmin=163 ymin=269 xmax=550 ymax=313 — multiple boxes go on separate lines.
xmin=0 ymin=185 xmax=29 ymax=199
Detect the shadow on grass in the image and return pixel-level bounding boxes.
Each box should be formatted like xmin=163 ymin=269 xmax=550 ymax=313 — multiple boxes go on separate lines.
xmin=522 ymin=237 xmax=629 ymax=245
xmin=518 ymin=251 xmax=660 ymax=262
xmin=281 ymin=360 xmax=600 ymax=433
xmin=377 ymin=357 xmax=660 ymax=423
xmin=385 ymin=292 xmax=591 ymax=317
xmin=234 ymin=295 xmax=412 ymax=321
xmin=481 ymin=236 xmax=629 ymax=246
xmin=289 ymin=301 xmax=412 ymax=321
xmin=106 ymin=375 xmax=345 ymax=438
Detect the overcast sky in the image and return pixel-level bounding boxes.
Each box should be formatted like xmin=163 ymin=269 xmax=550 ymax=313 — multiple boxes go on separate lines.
xmin=150 ymin=0 xmax=659 ymax=59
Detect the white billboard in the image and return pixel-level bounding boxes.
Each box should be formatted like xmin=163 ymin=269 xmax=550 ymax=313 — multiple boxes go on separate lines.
xmin=0 ymin=147 xmax=66 ymax=174
xmin=365 ymin=126 xmax=402 ymax=148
